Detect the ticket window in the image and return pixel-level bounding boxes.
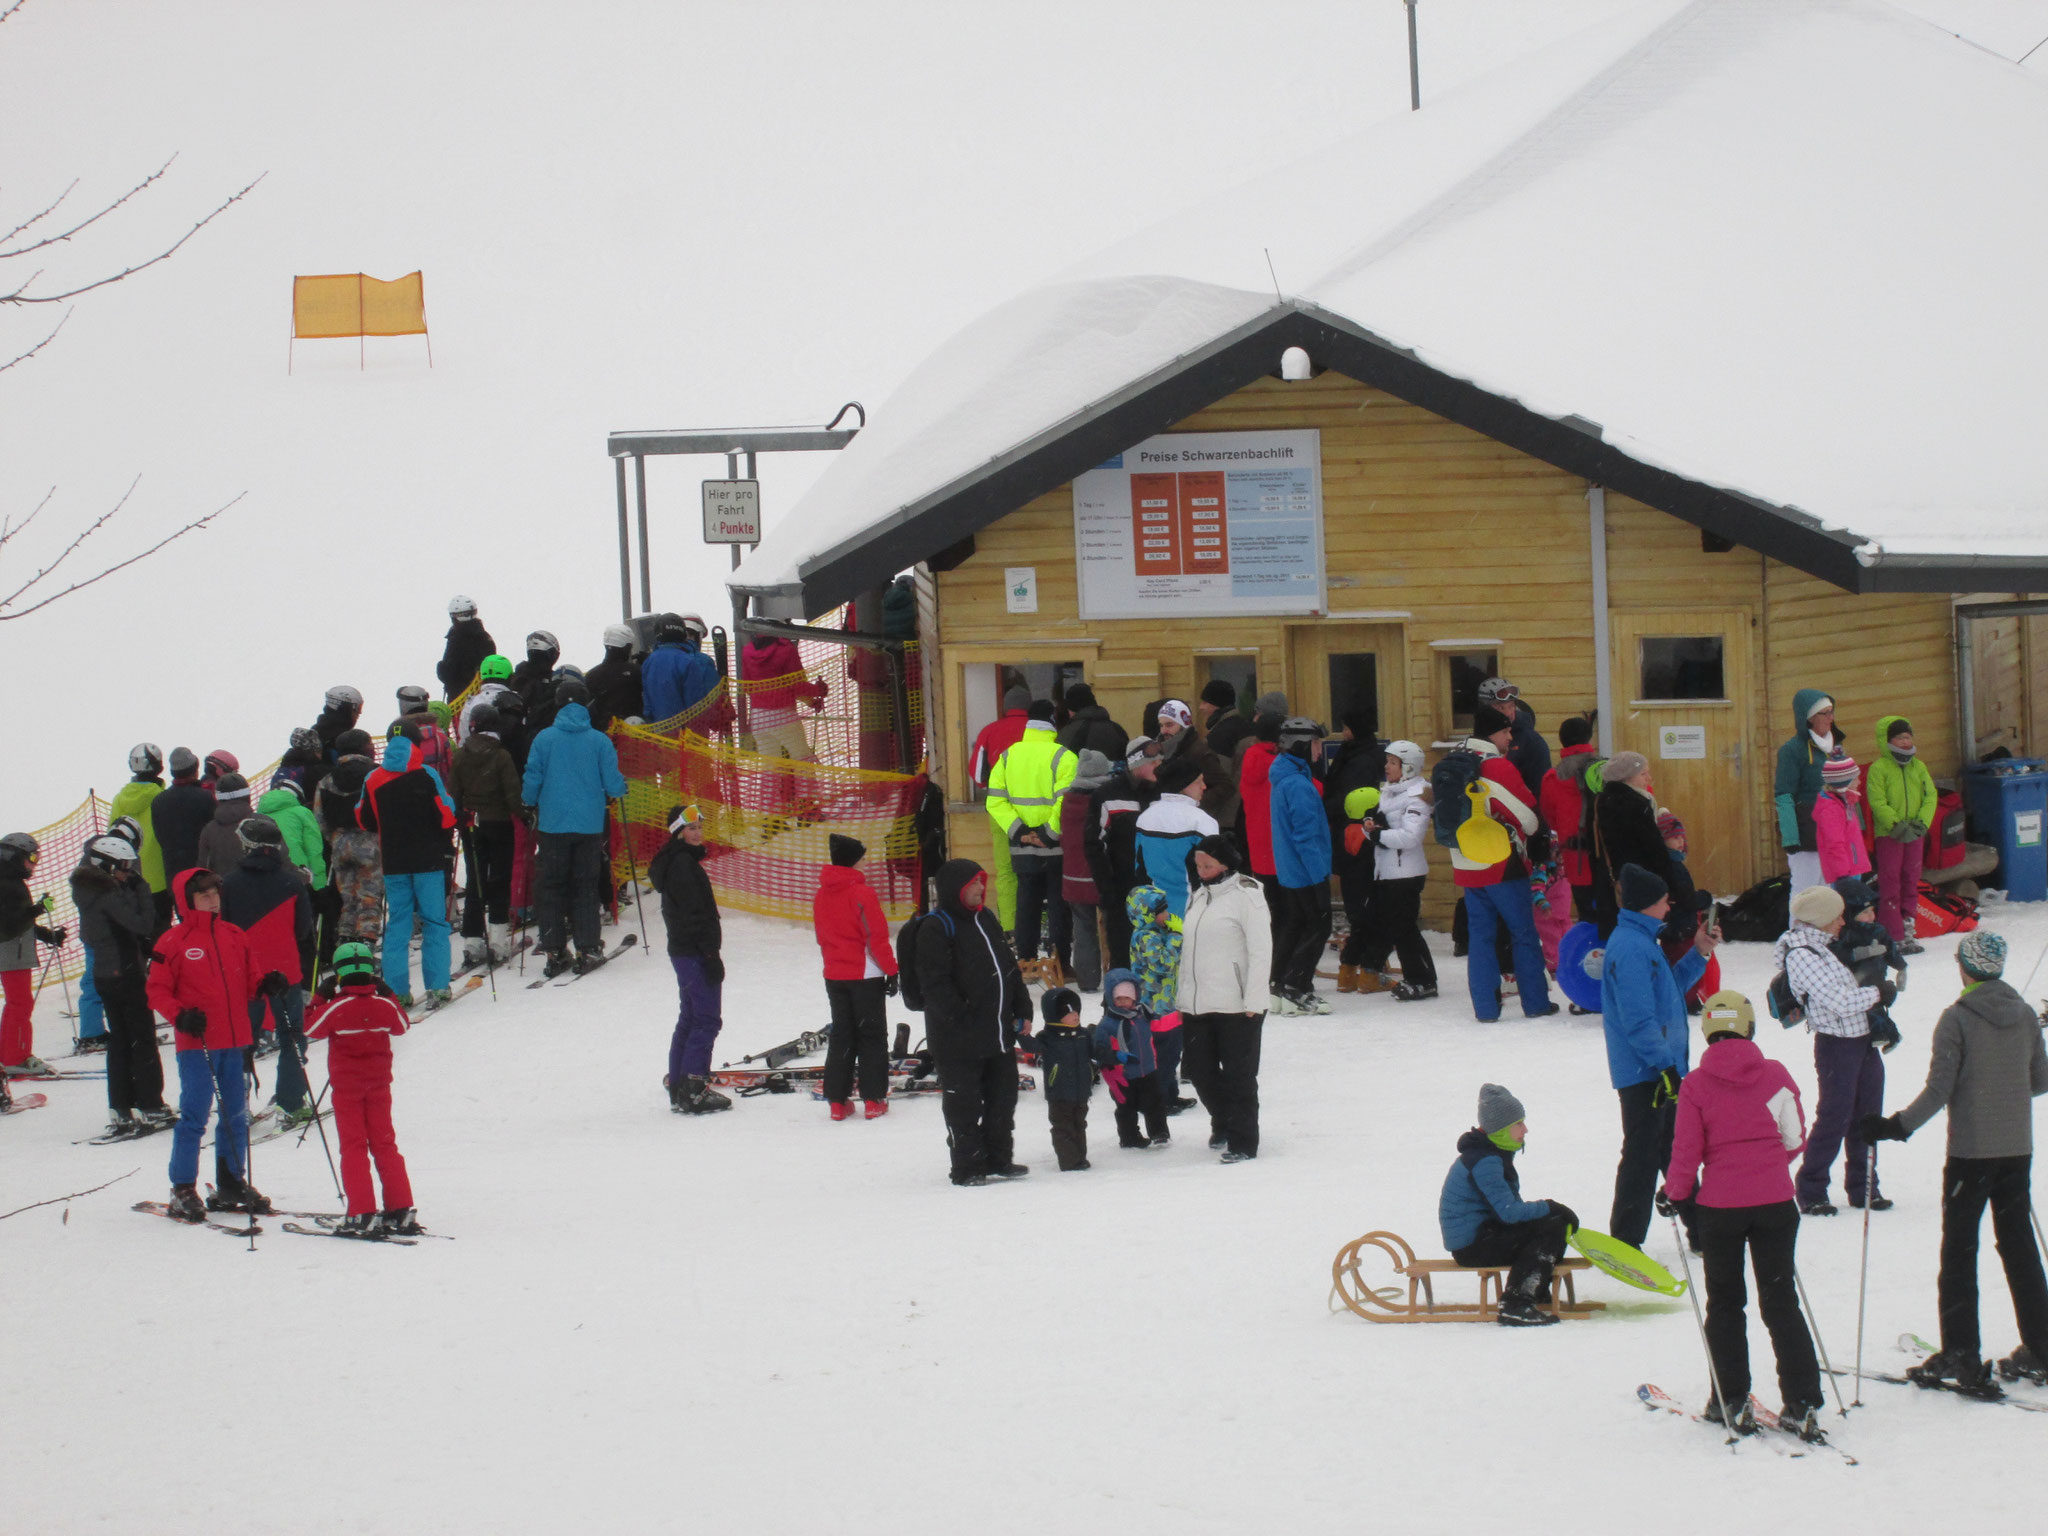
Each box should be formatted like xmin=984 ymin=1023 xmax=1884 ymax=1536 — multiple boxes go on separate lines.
xmin=1439 ymin=648 xmax=1499 ymax=740
xmin=960 ymin=659 xmax=1086 ymax=796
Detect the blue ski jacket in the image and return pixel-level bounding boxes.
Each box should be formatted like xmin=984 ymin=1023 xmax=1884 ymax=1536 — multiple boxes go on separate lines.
xmin=1268 ymin=752 xmax=1333 ymax=890
xmin=1600 ymin=907 xmax=1705 ymax=1089
xmin=640 ymin=640 xmax=721 ymax=724
xmin=1439 ymin=1129 xmax=1551 ymax=1252
xmin=522 ymin=702 xmax=628 ymax=835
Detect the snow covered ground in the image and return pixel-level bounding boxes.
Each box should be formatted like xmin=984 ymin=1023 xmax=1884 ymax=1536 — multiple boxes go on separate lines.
xmin=8 ymin=898 xmax=2048 ymax=1532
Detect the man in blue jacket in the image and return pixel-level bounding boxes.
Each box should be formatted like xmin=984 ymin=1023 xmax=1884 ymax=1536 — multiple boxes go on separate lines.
xmin=1601 ymin=862 xmax=1716 ymax=1245
xmin=1268 ymin=717 xmax=1333 ymax=1016
xmin=1438 ymin=1082 xmax=1577 ymax=1327
xmin=523 ymin=680 xmax=629 ymax=977
xmin=640 ymin=614 xmax=722 ymax=725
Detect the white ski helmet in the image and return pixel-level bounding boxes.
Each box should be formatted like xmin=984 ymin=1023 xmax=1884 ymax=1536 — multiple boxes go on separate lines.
xmin=448 ymin=594 xmax=478 ymax=619
xmin=325 ymin=685 xmax=363 ymax=712
xmin=526 ymin=629 xmax=560 ymax=655
xmin=1277 ymin=716 xmax=1325 ymax=754
xmin=1385 ymin=740 xmax=1426 ymax=782
xmin=396 ymin=684 xmax=431 ymax=712
xmin=602 ymin=623 xmax=634 ymax=650
xmin=128 ymin=742 xmax=163 ymax=776
xmin=85 ymin=834 xmax=139 ymax=871
xmin=677 ymin=613 xmax=708 ymax=641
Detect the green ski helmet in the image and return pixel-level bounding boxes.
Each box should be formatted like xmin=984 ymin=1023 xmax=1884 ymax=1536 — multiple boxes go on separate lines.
xmin=478 ymin=654 xmax=514 ymax=683
xmin=333 ymin=942 xmax=379 ymax=984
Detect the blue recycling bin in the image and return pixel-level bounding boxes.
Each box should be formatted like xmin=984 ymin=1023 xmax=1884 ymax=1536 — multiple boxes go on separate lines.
xmin=1961 ymin=759 xmax=2048 ymax=902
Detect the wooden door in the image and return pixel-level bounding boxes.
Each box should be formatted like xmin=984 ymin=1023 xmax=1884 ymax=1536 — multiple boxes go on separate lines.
xmin=1609 ymin=609 xmax=1757 ymax=900
xmin=1288 ymin=624 xmax=1407 ymax=741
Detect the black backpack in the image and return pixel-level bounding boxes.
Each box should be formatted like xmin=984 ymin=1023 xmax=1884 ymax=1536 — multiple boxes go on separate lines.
xmin=1720 ymin=875 xmax=1791 ymax=942
xmin=893 ymin=910 xmax=953 ymax=1012
xmin=1767 ymin=966 xmax=1807 ymax=1029
xmin=1430 ymin=748 xmax=1483 ymax=847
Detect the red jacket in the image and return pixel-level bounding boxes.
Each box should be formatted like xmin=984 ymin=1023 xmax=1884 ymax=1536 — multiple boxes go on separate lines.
xmin=1539 ymin=744 xmax=1598 ymax=888
xmin=1451 ymin=750 xmax=1539 ymax=890
xmin=306 ymin=983 xmax=410 ymax=1086
xmin=739 ymin=636 xmax=826 ymax=718
xmin=970 ymin=709 xmax=1029 ymax=788
xmin=1241 ymin=741 xmax=1279 ymax=876
xmin=812 ymin=864 xmax=898 ymax=981
xmin=147 ymin=868 xmax=264 ymax=1052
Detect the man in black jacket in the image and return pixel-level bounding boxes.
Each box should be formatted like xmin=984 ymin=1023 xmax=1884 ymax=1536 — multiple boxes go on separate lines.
xmin=1087 ymin=744 xmax=1160 ymax=971
xmin=916 ymin=858 xmax=1034 ymax=1186
xmin=585 ymin=624 xmax=644 ymax=731
xmin=1056 ymin=683 xmax=1128 ymax=760
xmin=1199 ymin=679 xmax=1252 ymax=761
xmin=151 ymin=748 xmax=216 ymax=910
xmin=438 ymin=597 xmax=497 ymax=700
xmin=650 ymin=805 xmax=730 ymax=1115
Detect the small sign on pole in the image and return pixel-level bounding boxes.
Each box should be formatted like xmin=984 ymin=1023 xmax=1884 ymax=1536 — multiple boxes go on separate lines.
xmin=702 ymin=479 xmax=761 ymax=544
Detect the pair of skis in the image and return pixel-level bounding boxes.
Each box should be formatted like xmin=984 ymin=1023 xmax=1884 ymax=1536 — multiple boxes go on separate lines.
xmin=1826 ymin=1334 xmax=2048 ymax=1412
xmin=526 ymin=933 xmax=638 ymax=988
xmin=2 ymin=1091 xmax=48 ymax=1115
xmin=1637 ymin=1384 xmax=1860 ymax=1464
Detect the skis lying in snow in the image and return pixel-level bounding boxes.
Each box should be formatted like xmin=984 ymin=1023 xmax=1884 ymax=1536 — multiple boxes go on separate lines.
xmin=2 ymin=1092 xmax=48 ymax=1115
xmin=248 ymin=1107 xmax=333 ymax=1147
xmin=738 ymin=1030 xmax=828 ymax=1069
xmin=282 ymin=1222 xmax=416 ymax=1246
xmin=526 ymin=933 xmax=638 ymax=988
xmin=7 ymin=1068 xmax=106 ymax=1081
xmin=132 ymin=1200 xmax=263 ymax=1238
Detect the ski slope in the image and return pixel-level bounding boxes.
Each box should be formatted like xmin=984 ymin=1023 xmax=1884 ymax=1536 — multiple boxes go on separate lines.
xmin=6 ymin=902 xmax=2047 ymax=1532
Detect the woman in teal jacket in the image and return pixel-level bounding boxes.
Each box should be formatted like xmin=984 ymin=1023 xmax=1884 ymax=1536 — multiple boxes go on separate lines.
xmin=1865 ymin=715 xmax=1935 ymax=950
xmin=1773 ymin=687 xmax=1840 ymax=895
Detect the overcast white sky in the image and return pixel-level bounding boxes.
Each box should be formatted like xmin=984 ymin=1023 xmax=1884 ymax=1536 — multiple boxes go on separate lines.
xmin=2 ymin=0 xmax=2041 ymax=823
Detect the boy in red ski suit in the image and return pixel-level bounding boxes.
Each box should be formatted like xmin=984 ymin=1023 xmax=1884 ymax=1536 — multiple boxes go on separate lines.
xmin=305 ymin=941 xmax=418 ymax=1237
xmin=813 ymin=834 xmax=899 ymax=1119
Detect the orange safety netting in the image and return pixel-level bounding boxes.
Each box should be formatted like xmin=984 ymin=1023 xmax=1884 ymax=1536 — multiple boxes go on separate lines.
xmin=21 ymin=793 xmax=107 ymax=990
xmin=292 ymin=272 xmax=429 ymax=338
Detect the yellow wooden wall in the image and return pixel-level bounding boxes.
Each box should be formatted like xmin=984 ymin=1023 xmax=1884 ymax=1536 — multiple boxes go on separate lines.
xmin=927 ymin=371 xmax=1964 ymax=925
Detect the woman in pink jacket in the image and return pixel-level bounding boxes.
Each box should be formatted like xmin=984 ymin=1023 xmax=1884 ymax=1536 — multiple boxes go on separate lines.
xmin=1665 ymin=991 xmax=1823 ymax=1436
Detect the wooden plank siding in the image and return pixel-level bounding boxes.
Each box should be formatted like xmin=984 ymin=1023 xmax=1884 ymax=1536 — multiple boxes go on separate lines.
xmin=925 ymin=371 xmax=1964 ymax=928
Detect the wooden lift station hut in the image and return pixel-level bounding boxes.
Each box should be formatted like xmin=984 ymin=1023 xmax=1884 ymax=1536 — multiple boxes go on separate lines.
xmin=731 ymin=0 xmax=2048 ymax=913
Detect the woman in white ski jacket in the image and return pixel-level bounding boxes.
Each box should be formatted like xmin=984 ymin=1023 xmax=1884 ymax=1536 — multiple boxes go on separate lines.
xmin=1351 ymin=741 xmax=1439 ymax=1001
xmin=1177 ymin=835 xmax=1273 ymax=1163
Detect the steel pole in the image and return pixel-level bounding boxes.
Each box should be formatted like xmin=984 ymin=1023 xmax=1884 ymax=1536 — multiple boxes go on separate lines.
xmin=635 ymin=454 xmax=652 ymax=614
xmin=614 ymin=456 xmax=632 ymax=621
xmin=1405 ymin=0 xmax=1421 ymax=110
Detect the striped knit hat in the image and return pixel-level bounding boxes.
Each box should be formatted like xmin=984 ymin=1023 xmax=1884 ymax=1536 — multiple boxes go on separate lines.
xmin=1821 ymin=751 xmax=1860 ymax=787
xmin=1959 ymin=929 xmax=2008 ymax=981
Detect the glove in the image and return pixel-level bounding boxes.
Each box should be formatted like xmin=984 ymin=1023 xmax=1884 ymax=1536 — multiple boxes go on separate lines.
xmin=174 ymin=1008 xmax=208 ymax=1038
xmin=37 ymin=924 xmax=66 ymax=947
xmin=883 ymin=973 xmax=900 ymax=998
xmin=259 ymin=970 xmax=290 ymax=999
xmin=1547 ymin=1201 xmax=1580 ymax=1234
xmin=703 ymin=955 xmax=725 ymax=986
xmin=1856 ymin=1113 xmax=1908 ymax=1143
xmin=1870 ymin=1013 xmax=1902 ymax=1053
xmin=1877 ymin=979 xmax=1898 ymax=1007
xmin=1652 ymin=1068 xmax=1681 ymax=1109
xmin=314 ymin=974 xmax=339 ymax=1000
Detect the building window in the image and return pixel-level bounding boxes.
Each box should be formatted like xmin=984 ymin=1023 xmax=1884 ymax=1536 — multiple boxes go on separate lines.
xmin=1639 ymin=636 xmax=1725 ymax=701
xmin=962 ymin=659 xmax=1087 ymax=794
xmin=1440 ymin=648 xmax=1498 ymax=737
xmin=1327 ymin=652 xmax=1378 ymax=738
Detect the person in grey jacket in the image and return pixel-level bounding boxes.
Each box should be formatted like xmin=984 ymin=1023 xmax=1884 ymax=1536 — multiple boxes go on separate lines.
xmin=1861 ymin=930 xmax=2048 ymax=1396
xmin=1176 ymin=835 xmax=1272 ymax=1162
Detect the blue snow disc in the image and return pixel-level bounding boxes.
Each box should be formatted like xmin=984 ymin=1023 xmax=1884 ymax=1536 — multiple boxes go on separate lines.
xmin=1557 ymin=921 xmax=1603 ymax=1014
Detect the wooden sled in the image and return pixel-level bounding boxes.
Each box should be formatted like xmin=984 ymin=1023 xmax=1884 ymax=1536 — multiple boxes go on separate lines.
xmin=1017 ymin=957 xmax=1067 ymax=988
xmin=1329 ymin=1230 xmax=1604 ymax=1323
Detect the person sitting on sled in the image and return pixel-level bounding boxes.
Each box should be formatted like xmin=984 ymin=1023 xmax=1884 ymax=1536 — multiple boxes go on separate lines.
xmin=1437 ymin=1082 xmax=1578 ymax=1327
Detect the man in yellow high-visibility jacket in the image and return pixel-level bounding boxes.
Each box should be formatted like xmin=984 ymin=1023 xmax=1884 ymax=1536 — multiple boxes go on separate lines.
xmin=988 ymin=700 xmax=1078 ymax=966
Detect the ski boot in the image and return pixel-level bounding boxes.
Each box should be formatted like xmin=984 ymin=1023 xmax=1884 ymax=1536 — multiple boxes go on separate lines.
xmin=1998 ymin=1346 xmax=2046 ymax=1386
xmin=334 ymin=1214 xmax=381 ymax=1240
xmin=574 ymin=946 xmax=608 ymax=976
xmin=101 ymin=1110 xmax=140 ymax=1140
xmin=275 ymin=1103 xmax=318 ymax=1133
xmin=1296 ymin=987 xmax=1333 ymax=1016
xmin=462 ymin=936 xmax=489 ymax=969
xmin=139 ymin=1104 xmax=178 ymax=1131
xmin=166 ymin=1184 xmax=207 ymax=1223
xmin=379 ymin=1207 xmax=423 ymax=1237
xmin=1267 ymin=991 xmax=1300 ymax=1017
xmin=487 ymin=921 xmax=515 ymax=962
xmin=75 ymin=1034 xmax=109 ymax=1054
xmin=423 ymin=987 xmax=453 ymax=1008
xmin=1220 ymin=1148 xmax=1256 ymax=1164
xmin=1908 ymin=1348 xmax=2006 ymax=1399
xmin=863 ymin=1099 xmax=888 ymax=1120
xmin=1700 ymin=1394 xmax=1756 ymax=1433
xmin=1848 ymin=1192 xmax=1894 ymax=1211
xmin=1391 ymin=981 xmax=1438 ymax=1002
xmin=3 ymin=1054 xmax=53 ymax=1076
xmin=1354 ymin=970 xmax=1394 ymax=995
xmin=830 ymin=1100 xmax=854 ymax=1122
xmin=988 ymin=1162 xmax=1030 ymax=1179
xmin=677 ymin=1076 xmax=732 ymax=1114
xmin=1497 ymin=1294 xmax=1561 ymax=1328
xmin=1799 ymin=1199 xmax=1838 ymax=1217
xmin=543 ymin=949 xmax=575 ymax=979
xmin=1778 ymin=1401 xmax=1827 ymax=1442
xmin=206 ymin=1173 xmax=275 ymax=1216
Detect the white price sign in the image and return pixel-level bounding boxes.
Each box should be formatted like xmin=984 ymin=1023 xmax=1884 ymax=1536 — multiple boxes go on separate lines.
xmin=702 ymin=480 xmax=761 ymax=544
xmin=1658 ymin=725 xmax=1707 ymax=761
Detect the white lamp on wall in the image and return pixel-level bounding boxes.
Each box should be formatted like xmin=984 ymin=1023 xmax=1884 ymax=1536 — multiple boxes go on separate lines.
xmin=1280 ymin=345 xmax=1312 ymax=381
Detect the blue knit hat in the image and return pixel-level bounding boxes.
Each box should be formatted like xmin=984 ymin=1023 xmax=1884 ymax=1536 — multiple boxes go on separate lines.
xmin=1959 ymin=929 xmax=2007 ymax=981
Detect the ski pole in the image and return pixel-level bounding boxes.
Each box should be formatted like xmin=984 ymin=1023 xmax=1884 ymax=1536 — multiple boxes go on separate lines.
xmin=202 ymin=1045 xmax=258 ymax=1251
xmin=1794 ymin=1266 xmax=1850 ymax=1418
xmin=1670 ymin=1212 xmax=1739 ymax=1446
xmin=295 ymin=1039 xmax=343 ymax=1201
xmin=2032 ymin=1201 xmax=2048 ymax=1272
xmin=297 ymin=1077 xmax=332 ymax=1146
xmin=613 ymin=799 xmax=649 ymax=953
xmin=1854 ymin=1145 xmax=1874 ymax=1407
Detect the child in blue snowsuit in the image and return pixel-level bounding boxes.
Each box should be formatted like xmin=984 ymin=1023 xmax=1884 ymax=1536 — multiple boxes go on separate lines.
xmin=1096 ymin=967 xmax=1171 ymax=1148
xmin=1125 ymin=884 xmax=1187 ymax=1111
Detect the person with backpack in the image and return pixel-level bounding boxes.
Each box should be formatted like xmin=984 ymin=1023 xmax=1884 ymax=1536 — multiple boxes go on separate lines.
xmin=651 ymin=805 xmax=731 ymax=1117
xmin=1178 ymin=835 xmax=1271 ymax=1162
xmin=813 ymin=834 xmax=898 ymax=1121
xmin=1539 ymin=717 xmax=1600 ymax=921
xmin=1437 ymin=1083 xmax=1578 ymax=1328
xmin=1774 ymin=689 xmax=1842 ymax=896
xmin=988 ymin=700 xmax=1077 ymax=971
xmin=914 ymin=858 xmax=1034 ymax=1185
xmin=1866 ymin=716 xmax=1935 ymax=953
xmin=1859 ymin=930 xmax=2048 ymax=1397
xmin=395 ymin=685 xmax=457 ymax=787
xmin=1775 ymin=883 xmax=1884 ymax=1216
xmin=1346 ymin=740 xmax=1438 ymax=1001
xmin=1664 ymin=990 xmax=1823 ymax=1437
xmin=1440 ymin=705 xmax=1554 ymax=1022
xmin=1602 ymin=863 xmax=1713 ymax=1246
xmin=1268 ymin=717 xmax=1334 ymax=1017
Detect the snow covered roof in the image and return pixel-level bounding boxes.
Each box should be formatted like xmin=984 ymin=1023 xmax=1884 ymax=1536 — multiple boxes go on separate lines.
xmin=733 ymin=0 xmax=2048 ymax=618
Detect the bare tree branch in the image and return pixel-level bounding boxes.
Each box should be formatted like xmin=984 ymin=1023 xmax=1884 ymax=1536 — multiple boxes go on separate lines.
xmin=0 ymin=171 xmax=265 ymax=305
xmin=0 ymin=0 xmax=30 ymax=28
xmin=0 ymin=177 xmax=76 ymax=247
xmin=0 ymin=475 xmax=139 ymax=610
xmin=0 ymin=156 xmax=174 ymax=260
xmin=0 ymin=1167 xmax=138 ymax=1222
xmin=0 ymin=306 xmax=66 ymax=372
xmin=0 ymin=487 xmax=242 ymax=620
xmin=0 ymin=484 xmax=56 ymax=553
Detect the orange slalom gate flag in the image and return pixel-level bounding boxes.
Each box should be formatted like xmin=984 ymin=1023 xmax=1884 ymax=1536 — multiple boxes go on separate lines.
xmin=292 ymin=272 xmax=427 ymax=338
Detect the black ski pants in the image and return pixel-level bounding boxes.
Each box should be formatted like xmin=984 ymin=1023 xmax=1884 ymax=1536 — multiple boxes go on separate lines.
xmin=1453 ymin=1213 xmax=1571 ymax=1303
xmin=1611 ymin=1079 xmax=1693 ymax=1248
xmin=1011 ymin=854 xmax=1067 ymax=966
xmin=1272 ymin=882 xmax=1332 ymax=995
xmin=1047 ymin=1100 xmax=1089 ymax=1170
xmin=1336 ymin=866 xmax=1373 ymax=966
xmin=461 ymin=820 xmax=516 ymax=936
xmin=98 ymin=969 xmax=165 ymax=1115
xmin=1112 ymin=1070 xmax=1169 ymax=1147
xmin=536 ymin=830 xmax=606 ymax=956
xmin=1255 ymin=873 xmax=1285 ymax=987
xmin=823 ymin=977 xmax=890 ymax=1104
xmin=1103 ymin=885 xmax=1133 ymax=973
xmin=1697 ymin=1199 xmax=1821 ymax=1409
xmin=1351 ymin=874 xmax=1437 ymax=988
xmin=1939 ymin=1155 xmax=2048 ymax=1360
xmin=1182 ymin=1010 xmax=1263 ymax=1156
xmin=938 ymin=1051 xmax=1018 ymax=1180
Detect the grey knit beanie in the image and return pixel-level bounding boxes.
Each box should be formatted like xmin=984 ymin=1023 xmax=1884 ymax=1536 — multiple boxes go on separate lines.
xmin=1252 ymin=690 xmax=1289 ymax=720
xmin=1477 ymin=1083 xmax=1526 ymax=1136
